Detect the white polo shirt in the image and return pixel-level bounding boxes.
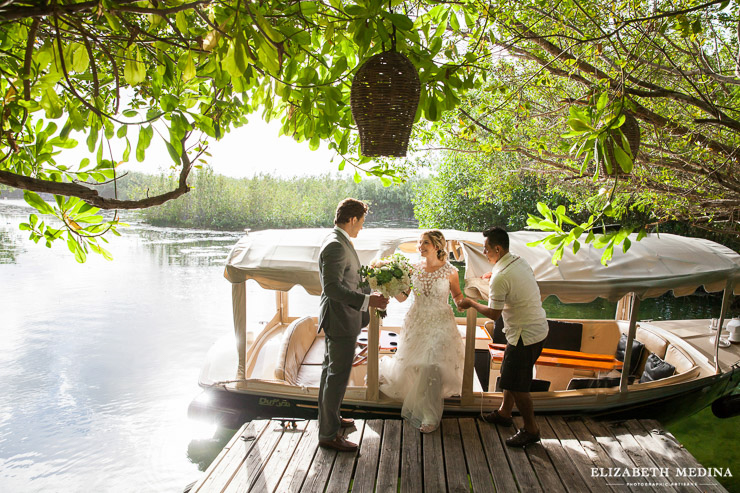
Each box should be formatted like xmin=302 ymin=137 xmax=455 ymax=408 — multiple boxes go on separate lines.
xmin=488 ymin=252 xmax=548 ymax=346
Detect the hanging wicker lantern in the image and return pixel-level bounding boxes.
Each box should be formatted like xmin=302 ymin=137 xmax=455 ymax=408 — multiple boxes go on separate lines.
xmin=604 ymin=111 xmax=641 ymax=176
xmin=350 ymin=51 xmax=420 ymax=157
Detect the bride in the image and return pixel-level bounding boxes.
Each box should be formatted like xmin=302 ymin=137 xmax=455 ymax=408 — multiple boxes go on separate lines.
xmin=378 ymin=230 xmax=465 ymax=433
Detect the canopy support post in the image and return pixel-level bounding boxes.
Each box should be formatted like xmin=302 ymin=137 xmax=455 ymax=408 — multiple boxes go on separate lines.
xmin=366 ymin=309 xmax=380 ymax=401
xmin=714 ymin=280 xmax=734 ymax=374
xmin=232 ymin=282 xmax=247 ymax=379
xmin=619 ymin=293 xmax=641 ymax=393
xmin=276 ymin=291 xmax=289 ymax=324
xmin=615 ymin=293 xmax=632 ymax=321
xmin=461 ymin=308 xmax=477 ymax=406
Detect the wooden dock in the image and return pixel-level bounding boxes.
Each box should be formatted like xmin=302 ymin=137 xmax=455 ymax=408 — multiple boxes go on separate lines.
xmin=188 ymin=416 xmax=729 ymax=492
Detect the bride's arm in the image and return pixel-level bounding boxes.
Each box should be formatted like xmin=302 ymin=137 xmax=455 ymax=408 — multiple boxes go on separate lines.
xmin=449 ymin=272 xmax=464 ymax=308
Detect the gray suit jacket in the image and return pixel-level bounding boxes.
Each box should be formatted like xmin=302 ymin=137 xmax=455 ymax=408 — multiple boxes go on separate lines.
xmin=318 ymin=229 xmax=370 ymax=339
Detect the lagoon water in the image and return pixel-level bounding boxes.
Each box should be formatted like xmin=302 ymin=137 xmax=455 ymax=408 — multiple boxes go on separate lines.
xmin=0 ymin=199 xmax=726 ymax=492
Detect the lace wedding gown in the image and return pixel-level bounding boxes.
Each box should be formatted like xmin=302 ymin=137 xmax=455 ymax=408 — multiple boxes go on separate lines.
xmin=378 ymin=261 xmax=465 ymax=429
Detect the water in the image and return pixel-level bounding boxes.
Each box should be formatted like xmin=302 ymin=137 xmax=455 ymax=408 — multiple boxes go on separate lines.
xmin=0 ymin=200 xmax=731 ymax=492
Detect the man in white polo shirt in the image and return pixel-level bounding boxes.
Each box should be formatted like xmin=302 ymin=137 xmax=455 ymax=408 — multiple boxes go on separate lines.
xmin=458 ymin=226 xmax=548 ymax=447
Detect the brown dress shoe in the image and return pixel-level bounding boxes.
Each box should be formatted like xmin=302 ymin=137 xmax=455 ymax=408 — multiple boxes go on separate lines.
xmin=318 ymin=436 xmax=358 ymax=452
xmin=340 ymin=417 xmax=355 ymax=428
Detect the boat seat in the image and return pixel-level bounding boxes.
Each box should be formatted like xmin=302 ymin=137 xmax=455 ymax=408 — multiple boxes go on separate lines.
xmin=663 ymin=343 xmax=695 ymax=374
xmin=274 ymin=316 xmax=317 ymax=385
xmin=635 ymin=326 xmax=668 ymax=375
xmin=303 ymin=335 xmax=326 ymax=365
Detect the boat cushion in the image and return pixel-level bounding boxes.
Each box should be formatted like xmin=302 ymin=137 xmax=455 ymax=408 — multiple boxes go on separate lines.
xmin=303 ymin=336 xmax=326 ymax=365
xmin=567 ymin=375 xmax=635 ymax=390
xmin=544 ymin=320 xmax=582 ymax=351
xmin=488 ymin=318 xmax=582 ymax=352
xmin=296 ymin=364 xmax=323 ymax=387
xmin=495 ymin=377 xmax=551 ymax=392
xmin=663 ymin=344 xmax=694 ymax=374
xmin=640 ymin=353 xmax=676 ymax=383
xmin=274 ymin=316 xmax=317 ymax=384
xmin=635 ymin=327 xmax=668 ymax=375
xmin=615 ymin=334 xmax=646 ymax=376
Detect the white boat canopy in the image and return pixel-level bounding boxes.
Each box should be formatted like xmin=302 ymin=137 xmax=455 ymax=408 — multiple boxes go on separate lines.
xmin=224 ymin=228 xmax=740 ymax=303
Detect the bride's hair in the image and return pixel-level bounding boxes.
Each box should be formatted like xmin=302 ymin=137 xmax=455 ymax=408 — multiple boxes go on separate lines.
xmin=423 ymin=230 xmax=447 ymax=261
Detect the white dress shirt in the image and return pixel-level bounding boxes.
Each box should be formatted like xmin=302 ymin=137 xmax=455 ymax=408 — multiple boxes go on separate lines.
xmin=488 ymin=252 xmax=548 ymax=345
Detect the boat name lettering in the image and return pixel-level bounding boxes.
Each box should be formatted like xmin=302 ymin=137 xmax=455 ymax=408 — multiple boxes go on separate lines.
xmin=258 ymin=397 xmax=291 ymax=408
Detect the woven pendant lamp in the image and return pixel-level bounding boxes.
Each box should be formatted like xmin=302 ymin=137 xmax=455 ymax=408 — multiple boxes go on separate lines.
xmin=604 ymin=111 xmax=640 ymax=175
xmin=350 ymin=50 xmax=420 ymax=157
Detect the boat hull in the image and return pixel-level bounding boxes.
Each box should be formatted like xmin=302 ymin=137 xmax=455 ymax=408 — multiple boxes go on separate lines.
xmin=189 ymin=365 xmax=740 ymax=429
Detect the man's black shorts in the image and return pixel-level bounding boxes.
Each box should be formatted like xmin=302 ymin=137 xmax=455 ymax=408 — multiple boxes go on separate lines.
xmin=499 ymin=338 xmax=544 ymax=392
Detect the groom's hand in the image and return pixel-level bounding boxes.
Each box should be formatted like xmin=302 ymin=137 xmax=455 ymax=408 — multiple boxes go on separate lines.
xmin=369 ymin=294 xmax=389 ymax=310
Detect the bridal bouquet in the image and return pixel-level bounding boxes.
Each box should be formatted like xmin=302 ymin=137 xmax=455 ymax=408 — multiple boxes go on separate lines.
xmin=359 ymin=253 xmax=414 ymax=318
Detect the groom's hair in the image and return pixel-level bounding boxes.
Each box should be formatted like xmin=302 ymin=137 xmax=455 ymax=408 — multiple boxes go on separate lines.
xmin=483 ymin=226 xmax=509 ymax=251
xmin=335 ymin=198 xmax=369 ymax=225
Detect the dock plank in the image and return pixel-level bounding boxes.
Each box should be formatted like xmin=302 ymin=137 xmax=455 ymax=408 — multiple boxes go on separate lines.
xmin=352 ymin=419 xmax=383 ymax=493
xmin=400 ymin=420 xmax=422 ymax=493
xmin=325 ymin=421 xmax=365 ymax=493
xmin=422 ymin=421 xmax=446 ymax=493
xmin=498 ymin=421 xmax=542 ymax=492
xmin=535 ymin=416 xmax=588 ymax=492
xmin=519 ymin=416 xmax=565 ymax=493
xmin=623 ymin=419 xmax=700 ymax=493
xmin=223 ymin=421 xmax=285 ymax=493
xmin=458 ymin=418 xmax=493 ymax=492
xmin=300 ymin=424 xmax=352 ymax=493
xmin=190 ymin=417 xmax=723 ymax=493
xmin=442 ymin=419 xmax=469 ymax=493
xmin=548 ymin=416 xmax=611 ymax=492
xmin=376 ymin=419 xmax=402 ymax=492
xmin=192 ymin=420 xmax=270 ymax=493
xmin=639 ymin=419 xmax=728 ymax=493
xmin=478 ymin=421 xmax=518 ymax=493
xmin=567 ymin=418 xmax=629 ymax=492
xmin=607 ymin=420 xmax=681 ymax=493
xmin=583 ymin=418 xmax=660 ymax=493
xmin=273 ymin=420 xmax=320 ymax=493
xmin=249 ymin=419 xmax=309 ymax=493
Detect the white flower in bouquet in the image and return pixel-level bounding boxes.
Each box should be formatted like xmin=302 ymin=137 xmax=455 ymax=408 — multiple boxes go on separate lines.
xmin=359 ymin=253 xmax=414 ymax=317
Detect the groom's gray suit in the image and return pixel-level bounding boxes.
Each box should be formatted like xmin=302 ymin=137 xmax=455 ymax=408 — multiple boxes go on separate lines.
xmin=317 ymin=227 xmax=370 ymax=442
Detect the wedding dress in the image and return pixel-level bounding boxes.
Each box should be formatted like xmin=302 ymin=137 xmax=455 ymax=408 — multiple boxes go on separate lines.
xmin=378 ymin=260 xmax=465 ymax=430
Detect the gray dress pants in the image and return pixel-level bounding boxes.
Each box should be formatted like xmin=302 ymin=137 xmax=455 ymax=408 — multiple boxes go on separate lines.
xmin=317 ymin=335 xmax=356 ymax=441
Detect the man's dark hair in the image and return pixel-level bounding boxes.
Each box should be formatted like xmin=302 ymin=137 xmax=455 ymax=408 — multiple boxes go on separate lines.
xmin=334 ymin=198 xmax=369 ymax=225
xmin=483 ymin=226 xmax=509 ymax=251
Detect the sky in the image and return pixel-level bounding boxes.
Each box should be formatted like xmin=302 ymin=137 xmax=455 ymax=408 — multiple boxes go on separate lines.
xmin=61 ymin=116 xmax=348 ymax=180
xmin=127 ymin=117 xmax=344 ymax=179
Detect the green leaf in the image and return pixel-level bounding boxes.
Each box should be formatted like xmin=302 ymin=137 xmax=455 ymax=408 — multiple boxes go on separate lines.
xmin=353 ymin=170 xmax=361 ymax=183
xmin=24 ymin=191 xmax=55 ymax=215
xmin=136 ymin=124 xmax=153 ymax=162
xmin=182 ymin=50 xmax=196 ymax=82
xmin=386 ymin=13 xmax=414 ymax=31
xmin=637 ymin=229 xmax=647 ymax=241
xmin=612 ymin=142 xmax=633 ymax=173
xmin=124 ymin=46 xmax=146 ymax=86
xmin=568 ymin=118 xmax=591 ymax=132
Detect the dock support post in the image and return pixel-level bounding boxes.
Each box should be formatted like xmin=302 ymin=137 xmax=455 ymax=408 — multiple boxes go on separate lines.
xmin=461 ymin=308 xmax=477 ymax=406
xmin=619 ymin=293 xmax=640 ymax=392
xmin=366 ymin=309 xmax=380 ymax=401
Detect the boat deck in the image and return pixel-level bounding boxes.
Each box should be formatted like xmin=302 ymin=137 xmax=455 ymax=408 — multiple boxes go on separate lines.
xmin=188 ymin=416 xmax=728 ymax=493
xmin=645 ymin=319 xmax=740 ymax=371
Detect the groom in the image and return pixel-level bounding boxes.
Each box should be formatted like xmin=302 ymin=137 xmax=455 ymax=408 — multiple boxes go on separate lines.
xmin=317 ymin=198 xmax=388 ymax=452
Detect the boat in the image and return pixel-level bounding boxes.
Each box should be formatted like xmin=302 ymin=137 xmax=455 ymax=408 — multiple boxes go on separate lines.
xmin=188 ymin=228 xmax=740 ymax=428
